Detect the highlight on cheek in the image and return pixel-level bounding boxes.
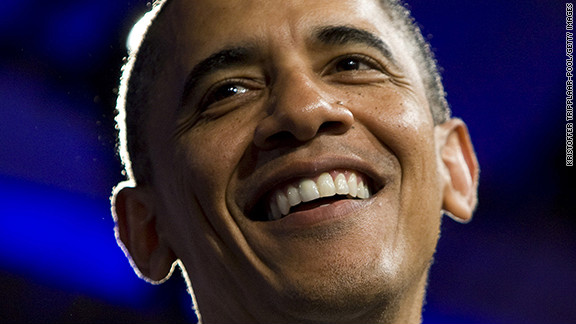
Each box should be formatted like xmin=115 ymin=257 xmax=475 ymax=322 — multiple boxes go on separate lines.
xmin=398 ymin=104 xmax=430 ymax=130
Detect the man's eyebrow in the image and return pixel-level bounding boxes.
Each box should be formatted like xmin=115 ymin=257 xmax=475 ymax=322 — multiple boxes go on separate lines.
xmin=314 ymin=25 xmax=396 ymax=64
xmin=181 ymin=46 xmax=254 ymax=106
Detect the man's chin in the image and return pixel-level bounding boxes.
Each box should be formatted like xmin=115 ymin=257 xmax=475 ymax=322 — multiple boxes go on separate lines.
xmin=252 ymin=224 xmax=430 ymax=323
xmin=271 ymin=266 xmax=404 ymax=323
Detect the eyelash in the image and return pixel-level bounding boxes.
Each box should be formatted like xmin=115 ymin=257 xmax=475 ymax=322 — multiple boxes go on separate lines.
xmin=199 ymin=54 xmax=387 ymax=109
xmin=199 ymin=78 xmax=258 ymax=109
xmin=327 ymin=54 xmax=385 ymax=74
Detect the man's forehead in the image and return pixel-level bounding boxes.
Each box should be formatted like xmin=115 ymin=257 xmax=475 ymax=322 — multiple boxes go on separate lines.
xmin=161 ymin=0 xmax=395 ymax=38
xmin=166 ymin=0 xmax=385 ymax=16
xmin=154 ymin=0 xmax=411 ymax=62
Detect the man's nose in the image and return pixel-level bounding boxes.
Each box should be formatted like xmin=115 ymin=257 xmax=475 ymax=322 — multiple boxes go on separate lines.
xmin=253 ymin=72 xmax=354 ymax=149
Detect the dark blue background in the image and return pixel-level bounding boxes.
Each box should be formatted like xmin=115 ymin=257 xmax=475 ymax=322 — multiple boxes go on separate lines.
xmin=0 ymin=1 xmax=573 ymax=323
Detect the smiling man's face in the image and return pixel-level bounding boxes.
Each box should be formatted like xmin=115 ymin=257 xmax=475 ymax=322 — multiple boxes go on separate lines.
xmin=113 ymin=0 xmax=479 ymax=322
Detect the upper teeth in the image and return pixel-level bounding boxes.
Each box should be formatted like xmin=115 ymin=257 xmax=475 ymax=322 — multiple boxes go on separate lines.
xmin=268 ymin=170 xmax=371 ymax=220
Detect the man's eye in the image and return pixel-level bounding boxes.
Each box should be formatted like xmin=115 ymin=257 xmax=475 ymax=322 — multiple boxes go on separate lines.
xmin=202 ymin=83 xmax=249 ymax=107
xmin=333 ymin=56 xmax=376 ymax=72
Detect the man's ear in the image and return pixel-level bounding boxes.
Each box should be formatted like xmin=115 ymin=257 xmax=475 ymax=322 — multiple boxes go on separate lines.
xmin=436 ymin=118 xmax=480 ymax=223
xmin=112 ymin=181 xmax=177 ymax=283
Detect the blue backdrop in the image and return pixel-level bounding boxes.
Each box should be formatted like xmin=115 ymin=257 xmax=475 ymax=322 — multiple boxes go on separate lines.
xmin=0 ymin=1 xmax=573 ymax=323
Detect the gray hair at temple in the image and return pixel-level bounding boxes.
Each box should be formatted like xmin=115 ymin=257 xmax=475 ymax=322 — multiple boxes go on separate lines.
xmin=115 ymin=0 xmax=451 ymax=185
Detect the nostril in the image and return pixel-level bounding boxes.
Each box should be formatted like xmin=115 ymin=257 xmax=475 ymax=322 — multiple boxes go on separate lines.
xmin=318 ymin=121 xmax=350 ymax=136
xmin=263 ymin=131 xmax=298 ymax=149
xmin=256 ymin=121 xmax=352 ymax=150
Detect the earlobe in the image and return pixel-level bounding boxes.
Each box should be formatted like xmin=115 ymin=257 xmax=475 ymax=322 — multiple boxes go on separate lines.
xmin=112 ymin=182 xmax=177 ymax=283
xmin=437 ymin=119 xmax=480 ymax=223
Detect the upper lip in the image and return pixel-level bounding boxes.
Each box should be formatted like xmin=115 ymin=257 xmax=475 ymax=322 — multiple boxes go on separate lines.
xmin=239 ymin=154 xmax=389 ymax=220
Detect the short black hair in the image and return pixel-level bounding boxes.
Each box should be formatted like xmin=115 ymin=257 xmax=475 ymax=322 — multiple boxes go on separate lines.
xmin=115 ymin=0 xmax=451 ymax=185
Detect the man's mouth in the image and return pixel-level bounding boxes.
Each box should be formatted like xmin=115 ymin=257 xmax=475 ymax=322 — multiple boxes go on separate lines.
xmin=249 ymin=170 xmax=374 ymax=221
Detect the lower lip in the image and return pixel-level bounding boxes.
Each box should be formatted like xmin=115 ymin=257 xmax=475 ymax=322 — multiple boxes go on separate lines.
xmin=269 ymin=197 xmax=375 ymax=232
